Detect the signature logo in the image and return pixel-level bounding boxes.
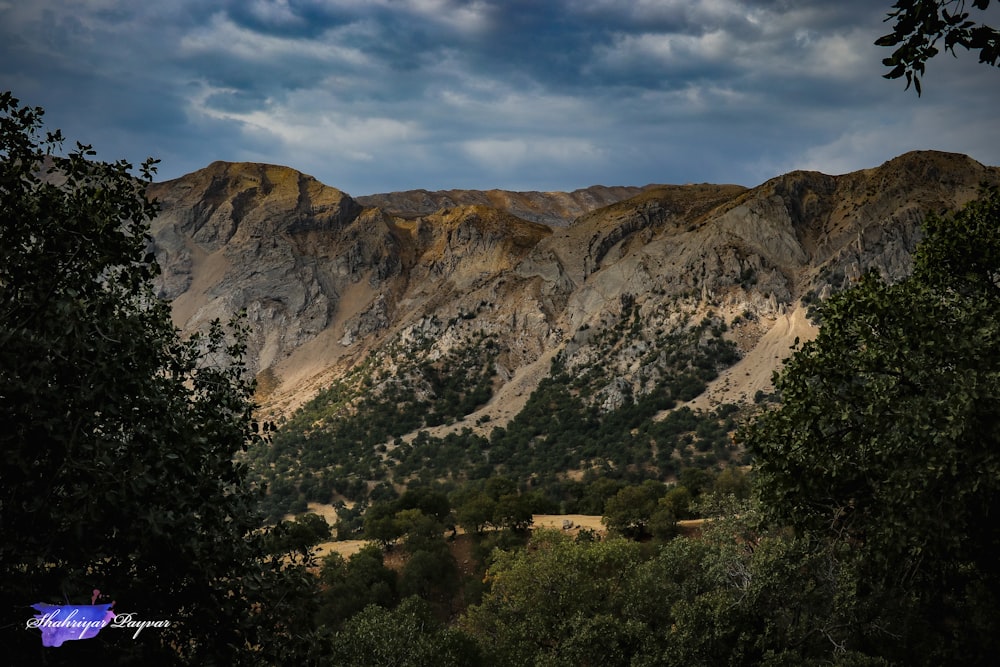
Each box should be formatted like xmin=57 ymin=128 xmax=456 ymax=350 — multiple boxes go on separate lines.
xmin=27 ymin=589 xmax=115 ymax=647
xmin=26 ymin=589 xmax=171 ymax=647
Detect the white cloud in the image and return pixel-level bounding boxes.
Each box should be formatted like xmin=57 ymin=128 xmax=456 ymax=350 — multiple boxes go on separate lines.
xmin=775 ymin=100 xmax=1000 ymax=179
xmin=763 ymin=26 xmax=877 ymax=81
xmin=180 ymin=13 xmax=370 ymax=67
xmin=188 ymin=84 xmax=422 ymax=162
xmin=247 ymin=0 xmax=304 ymax=27
xmin=461 ymin=137 xmax=604 ymax=171
xmin=572 ymin=0 xmax=760 ymax=26
xmin=322 ymin=0 xmax=493 ymax=33
xmin=586 ymin=1 xmax=881 ymax=89
xmin=806 ymin=32 xmax=870 ymax=78
xmin=404 ymin=0 xmax=493 ymax=32
xmin=5 ymin=0 xmax=997 ymax=195
xmin=439 ymin=85 xmax=600 ymax=127
xmin=598 ymin=29 xmax=734 ymax=68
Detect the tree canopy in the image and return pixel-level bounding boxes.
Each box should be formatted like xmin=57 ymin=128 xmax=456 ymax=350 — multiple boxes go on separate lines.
xmin=744 ymin=187 xmax=1000 ymax=664
xmin=0 ymin=92 xmax=311 ymax=665
xmin=878 ymin=0 xmax=1000 ymax=93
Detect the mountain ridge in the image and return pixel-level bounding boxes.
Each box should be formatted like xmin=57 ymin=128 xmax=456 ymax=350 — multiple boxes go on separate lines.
xmin=148 ymin=150 xmax=999 ymax=428
xmin=355 ymin=183 xmax=673 ymax=227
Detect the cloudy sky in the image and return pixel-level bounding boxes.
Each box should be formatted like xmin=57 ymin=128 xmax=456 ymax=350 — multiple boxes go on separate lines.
xmin=2 ymin=1 xmax=998 ymax=195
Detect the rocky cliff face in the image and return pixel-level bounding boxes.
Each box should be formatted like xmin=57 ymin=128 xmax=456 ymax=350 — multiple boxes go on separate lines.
xmin=149 ymin=162 xmax=399 ymax=373
xmin=148 ymin=151 xmax=999 ymax=423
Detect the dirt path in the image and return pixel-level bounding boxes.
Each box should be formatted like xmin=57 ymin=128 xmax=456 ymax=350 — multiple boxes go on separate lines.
xmin=532 ymin=514 xmax=606 ymax=534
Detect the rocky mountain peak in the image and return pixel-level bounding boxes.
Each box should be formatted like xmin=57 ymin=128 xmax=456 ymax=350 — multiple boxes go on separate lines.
xmin=149 ymin=161 xmax=362 ymax=249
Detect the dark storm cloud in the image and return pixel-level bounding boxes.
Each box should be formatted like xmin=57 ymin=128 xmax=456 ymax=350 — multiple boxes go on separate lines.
xmin=1 ymin=0 xmax=998 ymax=194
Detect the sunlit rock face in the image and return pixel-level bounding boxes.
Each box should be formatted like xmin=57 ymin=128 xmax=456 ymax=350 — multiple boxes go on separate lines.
xmin=148 ymin=151 xmax=999 ymax=421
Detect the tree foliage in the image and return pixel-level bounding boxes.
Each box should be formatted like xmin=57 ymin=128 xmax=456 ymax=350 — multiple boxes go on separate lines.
xmin=0 ymin=92 xmax=312 ymax=665
xmin=601 ymin=480 xmax=664 ymax=539
xmin=878 ymin=0 xmax=1000 ymax=93
xmin=328 ymin=597 xmax=482 ymax=667
xmin=743 ymin=187 xmax=1000 ymax=664
xmin=461 ymin=530 xmax=646 ymax=666
xmin=461 ymin=515 xmax=884 ymax=666
xmin=317 ymin=544 xmax=398 ymax=629
xmin=265 ymin=512 xmax=333 ymax=555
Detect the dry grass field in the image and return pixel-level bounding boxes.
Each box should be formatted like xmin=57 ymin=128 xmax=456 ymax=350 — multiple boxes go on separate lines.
xmin=308 ymin=513 xmax=708 ymax=563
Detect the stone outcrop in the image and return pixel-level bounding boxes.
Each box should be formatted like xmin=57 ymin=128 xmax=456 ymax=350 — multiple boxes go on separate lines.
xmin=148 ymin=161 xmax=398 ymax=371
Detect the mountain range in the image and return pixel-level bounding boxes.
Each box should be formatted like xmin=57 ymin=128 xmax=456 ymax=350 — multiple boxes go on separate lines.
xmin=148 ymin=151 xmax=997 ymax=434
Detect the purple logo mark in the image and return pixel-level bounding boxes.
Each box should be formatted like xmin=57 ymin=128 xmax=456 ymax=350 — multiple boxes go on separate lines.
xmin=27 ymin=589 xmax=115 ymax=647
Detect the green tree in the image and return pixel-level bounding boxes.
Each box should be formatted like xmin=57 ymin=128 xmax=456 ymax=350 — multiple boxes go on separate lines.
xmin=712 ymin=466 xmax=751 ymax=500
xmin=266 ymin=512 xmax=333 ymax=555
xmin=660 ymin=484 xmax=694 ymax=519
xmin=743 ymin=189 xmax=1000 ymax=664
xmin=652 ymin=503 xmax=881 ymax=667
xmin=678 ymin=467 xmax=714 ymax=497
xmin=398 ymin=546 xmax=460 ymax=606
xmin=878 ymin=0 xmax=999 ymax=93
xmin=462 ymin=530 xmax=645 ymax=666
xmin=578 ymin=476 xmax=625 ymax=514
xmin=0 ymin=92 xmax=316 ymax=664
xmin=364 ymin=501 xmax=405 ymax=549
xmin=648 ymin=484 xmax=693 ymax=540
xmin=394 ymin=507 xmax=446 ymax=553
xmin=601 ymin=482 xmax=662 ymax=539
xmin=492 ymin=493 xmax=534 ymax=532
xmin=317 ymin=544 xmax=398 ymax=629
xmin=328 ymin=596 xmax=482 ymax=667
xmin=484 ymin=476 xmax=518 ymax=500
xmin=453 ymin=490 xmax=497 ymax=534
xmin=397 ymin=486 xmax=452 ymax=523
xmin=460 ymin=509 xmax=884 ymax=666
